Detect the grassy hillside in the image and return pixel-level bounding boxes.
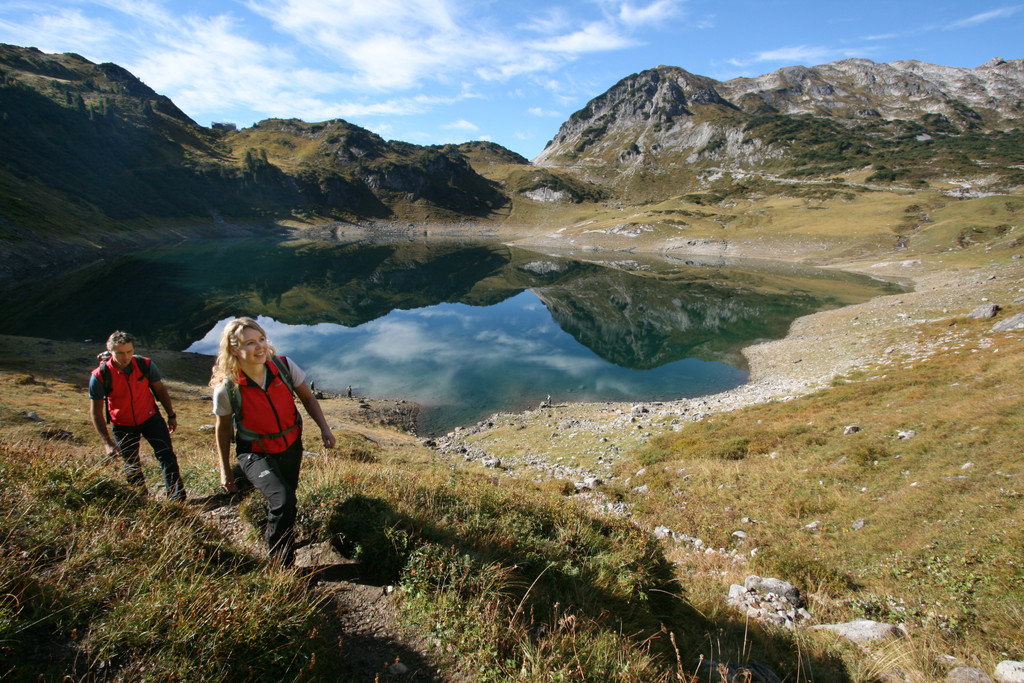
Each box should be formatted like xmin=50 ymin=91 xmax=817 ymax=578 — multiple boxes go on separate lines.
xmin=3 ymin=44 xmax=1024 ymax=681
xmin=0 ymin=45 xmax=509 ymax=246
xmin=2 ymin=228 xmax=1022 ymax=680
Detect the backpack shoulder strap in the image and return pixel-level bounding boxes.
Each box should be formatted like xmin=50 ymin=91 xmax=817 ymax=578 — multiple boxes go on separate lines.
xmin=93 ymin=360 xmax=113 ymax=424
xmin=227 ymin=380 xmax=242 ymax=419
xmin=271 ymin=355 xmax=296 ymax=397
xmin=98 ymin=362 xmax=113 ymax=396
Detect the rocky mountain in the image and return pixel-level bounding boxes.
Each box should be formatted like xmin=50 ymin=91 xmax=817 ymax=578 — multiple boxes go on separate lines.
xmin=534 ymin=57 xmax=1024 ymax=193
xmin=3 ymin=42 xmax=1024 ymax=280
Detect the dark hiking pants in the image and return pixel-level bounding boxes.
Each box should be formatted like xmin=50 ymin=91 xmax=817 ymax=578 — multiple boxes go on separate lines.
xmin=112 ymin=414 xmax=187 ymax=501
xmin=238 ymin=439 xmax=303 ymax=567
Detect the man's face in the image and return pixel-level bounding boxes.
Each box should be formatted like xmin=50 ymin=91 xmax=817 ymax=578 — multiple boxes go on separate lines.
xmin=110 ymin=342 xmax=134 ymax=369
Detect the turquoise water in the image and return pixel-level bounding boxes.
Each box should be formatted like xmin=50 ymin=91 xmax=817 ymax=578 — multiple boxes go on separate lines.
xmin=186 ymin=291 xmax=748 ymax=434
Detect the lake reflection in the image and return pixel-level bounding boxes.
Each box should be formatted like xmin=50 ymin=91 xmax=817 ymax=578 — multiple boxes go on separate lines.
xmin=187 ymin=291 xmax=748 ymax=434
xmin=0 ymin=237 xmax=904 ymax=434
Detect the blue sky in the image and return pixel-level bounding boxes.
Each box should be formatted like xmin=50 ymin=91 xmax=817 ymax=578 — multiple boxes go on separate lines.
xmin=1 ymin=1 xmax=1021 ymax=159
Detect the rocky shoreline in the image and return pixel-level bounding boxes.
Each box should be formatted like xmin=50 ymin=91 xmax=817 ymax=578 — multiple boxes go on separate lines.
xmin=430 ymin=255 xmax=1024 ymax=476
xmin=420 ymin=254 xmax=1024 ymax=683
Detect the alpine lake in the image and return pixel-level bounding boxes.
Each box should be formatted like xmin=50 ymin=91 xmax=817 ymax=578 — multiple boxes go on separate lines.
xmin=2 ymin=237 xmax=906 ymax=435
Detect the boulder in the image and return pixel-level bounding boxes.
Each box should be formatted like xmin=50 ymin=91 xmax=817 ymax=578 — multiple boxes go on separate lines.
xmin=744 ymin=576 xmax=802 ymax=605
xmin=946 ymin=667 xmax=993 ymax=683
xmin=727 ymin=576 xmax=808 ymax=628
xmin=995 ymin=661 xmax=1024 ymax=683
xmin=294 ymin=541 xmax=347 ymax=568
xmin=811 ymin=618 xmax=902 ymax=643
xmin=993 ymin=313 xmax=1024 ymax=333
xmin=968 ymin=303 xmax=1000 ymax=319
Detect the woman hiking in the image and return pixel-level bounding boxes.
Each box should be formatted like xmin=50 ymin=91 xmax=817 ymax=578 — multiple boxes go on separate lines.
xmin=210 ymin=317 xmax=335 ymax=567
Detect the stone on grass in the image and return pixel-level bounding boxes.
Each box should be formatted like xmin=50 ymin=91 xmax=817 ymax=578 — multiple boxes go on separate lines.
xmin=810 ymin=618 xmax=902 ymax=643
xmin=945 ymin=667 xmax=992 ymax=683
xmin=294 ymin=542 xmax=347 ymax=568
xmin=995 ymin=661 xmax=1024 ymax=683
xmin=968 ymin=303 xmax=999 ymax=319
xmin=993 ymin=313 xmax=1024 ymax=333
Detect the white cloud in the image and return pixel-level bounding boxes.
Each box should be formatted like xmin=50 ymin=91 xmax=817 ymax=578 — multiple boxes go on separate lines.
xmin=245 ymin=0 xmax=648 ymax=90
xmin=89 ymin=0 xmax=176 ymax=28
xmin=727 ymin=43 xmax=870 ymax=68
xmin=246 ymin=0 xmax=493 ymax=90
xmin=752 ymin=45 xmax=836 ymax=65
xmin=521 ymin=8 xmax=574 ymax=35
xmin=528 ymin=107 xmax=562 ymax=117
xmin=442 ymin=118 xmax=479 ymax=131
xmin=531 ymin=21 xmax=634 ymax=54
xmin=945 ymin=5 xmax=1023 ymax=29
xmin=0 ymin=0 xmax=666 ymax=142
xmin=618 ymin=0 xmax=680 ymax=26
xmin=0 ymin=9 xmax=117 ymax=55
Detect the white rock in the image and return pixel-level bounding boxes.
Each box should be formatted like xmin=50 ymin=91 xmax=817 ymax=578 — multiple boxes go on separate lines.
xmin=995 ymin=660 xmax=1024 ymax=683
xmin=946 ymin=667 xmax=993 ymax=683
xmin=811 ymin=618 xmax=902 ymax=643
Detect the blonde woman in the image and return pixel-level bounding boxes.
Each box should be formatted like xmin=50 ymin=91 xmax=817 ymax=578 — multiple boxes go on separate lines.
xmin=210 ymin=317 xmax=335 ymax=566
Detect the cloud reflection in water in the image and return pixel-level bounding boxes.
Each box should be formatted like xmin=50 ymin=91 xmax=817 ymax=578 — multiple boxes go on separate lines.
xmin=188 ymin=290 xmax=746 ymax=435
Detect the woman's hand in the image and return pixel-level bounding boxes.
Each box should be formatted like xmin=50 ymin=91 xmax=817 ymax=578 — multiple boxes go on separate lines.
xmin=220 ymin=471 xmax=238 ymax=494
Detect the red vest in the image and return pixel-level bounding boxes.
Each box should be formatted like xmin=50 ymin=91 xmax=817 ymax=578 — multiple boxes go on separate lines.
xmin=236 ymin=359 xmax=301 ymax=454
xmin=93 ymin=357 xmax=157 ymax=426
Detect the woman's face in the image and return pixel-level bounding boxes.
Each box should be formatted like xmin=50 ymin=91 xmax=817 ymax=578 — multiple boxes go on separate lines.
xmin=230 ymin=326 xmax=268 ymax=366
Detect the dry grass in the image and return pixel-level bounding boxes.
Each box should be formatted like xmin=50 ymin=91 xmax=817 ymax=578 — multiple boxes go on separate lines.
xmin=2 ymin=192 xmax=1024 ymax=680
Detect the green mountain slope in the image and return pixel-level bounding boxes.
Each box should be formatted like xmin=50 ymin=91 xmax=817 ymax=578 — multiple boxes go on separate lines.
xmin=0 ymin=44 xmax=511 ymax=239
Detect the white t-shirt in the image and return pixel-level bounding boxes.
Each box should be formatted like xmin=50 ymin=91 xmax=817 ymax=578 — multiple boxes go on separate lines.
xmin=212 ymin=356 xmax=306 ymax=417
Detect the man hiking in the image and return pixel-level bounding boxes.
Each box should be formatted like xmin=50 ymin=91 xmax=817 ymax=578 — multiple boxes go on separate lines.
xmin=88 ymin=330 xmax=187 ymax=501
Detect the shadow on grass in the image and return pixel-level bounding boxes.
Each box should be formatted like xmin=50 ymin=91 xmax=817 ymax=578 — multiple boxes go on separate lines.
xmin=305 ymin=492 xmax=850 ymax=681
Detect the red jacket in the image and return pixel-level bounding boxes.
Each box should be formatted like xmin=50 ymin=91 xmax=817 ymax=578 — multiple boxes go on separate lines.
xmin=235 ymin=359 xmax=301 ymax=454
xmin=92 ymin=357 xmax=157 ymax=427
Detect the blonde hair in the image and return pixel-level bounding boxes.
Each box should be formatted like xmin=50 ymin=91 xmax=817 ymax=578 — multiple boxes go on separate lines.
xmin=209 ymin=317 xmax=278 ymax=388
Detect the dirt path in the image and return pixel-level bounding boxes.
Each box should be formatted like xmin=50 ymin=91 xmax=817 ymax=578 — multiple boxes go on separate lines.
xmin=196 ymin=492 xmax=450 ymax=682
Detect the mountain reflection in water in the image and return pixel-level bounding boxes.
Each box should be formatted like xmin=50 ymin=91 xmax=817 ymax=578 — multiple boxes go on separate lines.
xmin=0 ymin=238 xmax=904 ymax=434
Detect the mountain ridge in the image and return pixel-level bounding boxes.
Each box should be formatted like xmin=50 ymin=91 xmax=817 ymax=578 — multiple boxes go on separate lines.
xmin=0 ymin=44 xmax=507 ymax=230
xmin=534 ymin=57 xmax=1024 ymax=195
xmin=2 ymin=43 xmax=1024 ymax=283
